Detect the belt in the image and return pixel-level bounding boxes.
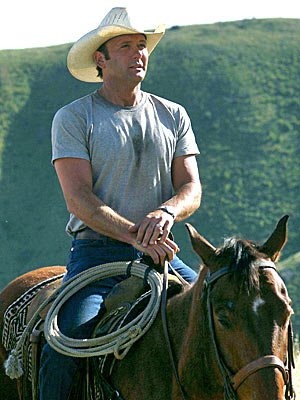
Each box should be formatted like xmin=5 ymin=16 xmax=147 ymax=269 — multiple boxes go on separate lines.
xmin=73 ymin=229 xmax=122 ymax=244
xmin=74 ymin=229 xmax=175 ymax=243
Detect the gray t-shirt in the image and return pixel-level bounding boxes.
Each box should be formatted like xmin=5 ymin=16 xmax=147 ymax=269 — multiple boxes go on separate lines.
xmin=51 ymin=90 xmax=200 ymax=235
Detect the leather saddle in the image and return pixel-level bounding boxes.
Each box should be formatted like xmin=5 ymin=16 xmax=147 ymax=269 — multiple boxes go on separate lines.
xmin=24 ymin=271 xmax=184 ymax=400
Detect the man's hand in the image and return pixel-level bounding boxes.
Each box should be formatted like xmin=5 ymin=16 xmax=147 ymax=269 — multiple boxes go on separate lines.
xmin=128 ymin=209 xmax=178 ymax=265
xmin=133 ymin=234 xmax=179 ymax=265
xmin=128 ymin=209 xmax=174 ymax=247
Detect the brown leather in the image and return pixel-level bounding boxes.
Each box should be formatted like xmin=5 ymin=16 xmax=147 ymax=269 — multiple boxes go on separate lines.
xmin=231 ymin=355 xmax=288 ymax=390
xmin=104 ymin=276 xmax=146 ymax=313
xmin=104 ymin=274 xmax=183 ymax=314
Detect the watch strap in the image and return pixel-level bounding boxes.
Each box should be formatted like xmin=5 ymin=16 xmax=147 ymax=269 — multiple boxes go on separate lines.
xmin=157 ymin=206 xmax=175 ymax=219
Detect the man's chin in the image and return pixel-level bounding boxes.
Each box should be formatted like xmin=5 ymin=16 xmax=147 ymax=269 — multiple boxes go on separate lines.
xmin=131 ymin=73 xmax=146 ymax=83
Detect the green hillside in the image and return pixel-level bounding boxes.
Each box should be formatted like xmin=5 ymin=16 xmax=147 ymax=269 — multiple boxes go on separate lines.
xmin=279 ymin=252 xmax=300 ymax=333
xmin=0 ymin=18 xmax=299 ymax=327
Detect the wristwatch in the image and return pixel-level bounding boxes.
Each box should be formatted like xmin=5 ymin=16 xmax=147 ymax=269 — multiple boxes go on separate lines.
xmin=157 ymin=206 xmax=176 ymax=219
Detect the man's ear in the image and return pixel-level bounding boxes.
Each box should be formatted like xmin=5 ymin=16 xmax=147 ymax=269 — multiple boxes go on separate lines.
xmin=93 ymin=51 xmax=106 ymax=68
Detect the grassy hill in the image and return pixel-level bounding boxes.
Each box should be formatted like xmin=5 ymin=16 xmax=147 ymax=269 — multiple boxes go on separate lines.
xmin=0 ymin=18 xmax=299 ymax=328
xmin=279 ymin=252 xmax=300 ymax=333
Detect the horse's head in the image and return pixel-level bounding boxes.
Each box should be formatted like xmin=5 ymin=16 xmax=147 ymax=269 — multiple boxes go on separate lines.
xmin=186 ymin=216 xmax=295 ymax=400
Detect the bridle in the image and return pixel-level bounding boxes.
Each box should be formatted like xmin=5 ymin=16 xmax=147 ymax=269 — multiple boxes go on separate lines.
xmin=162 ymin=262 xmax=295 ymax=400
xmin=205 ymin=265 xmax=296 ymax=400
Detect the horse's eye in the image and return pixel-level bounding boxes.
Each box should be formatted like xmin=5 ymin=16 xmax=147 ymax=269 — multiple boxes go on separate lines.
xmin=215 ymin=301 xmax=234 ymax=329
xmin=281 ymin=286 xmax=287 ymax=296
xmin=217 ymin=311 xmax=231 ymax=329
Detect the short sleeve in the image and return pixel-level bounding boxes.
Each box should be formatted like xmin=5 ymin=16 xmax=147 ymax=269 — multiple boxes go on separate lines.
xmin=174 ymin=105 xmax=200 ymax=158
xmin=51 ymin=106 xmax=90 ymax=164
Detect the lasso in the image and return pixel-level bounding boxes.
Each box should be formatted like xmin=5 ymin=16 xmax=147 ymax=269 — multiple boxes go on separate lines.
xmin=5 ymin=260 xmax=163 ymax=379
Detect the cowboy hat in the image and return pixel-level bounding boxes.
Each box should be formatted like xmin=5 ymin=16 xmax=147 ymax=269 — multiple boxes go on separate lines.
xmin=67 ymin=7 xmax=165 ymax=83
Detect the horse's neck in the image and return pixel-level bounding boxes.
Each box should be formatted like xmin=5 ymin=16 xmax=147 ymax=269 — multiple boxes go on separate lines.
xmin=167 ymin=272 xmax=221 ymax=398
xmin=168 ymin=278 xmax=207 ymax=354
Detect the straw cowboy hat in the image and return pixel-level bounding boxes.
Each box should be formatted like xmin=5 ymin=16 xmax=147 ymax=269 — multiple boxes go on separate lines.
xmin=67 ymin=7 xmax=165 ymax=83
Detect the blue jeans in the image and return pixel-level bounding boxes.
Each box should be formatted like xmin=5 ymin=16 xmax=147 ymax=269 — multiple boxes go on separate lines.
xmin=39 ymin=238 xmax=197 ymax=400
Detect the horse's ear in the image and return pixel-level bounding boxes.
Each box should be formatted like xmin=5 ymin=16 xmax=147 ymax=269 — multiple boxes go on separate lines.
xmin=185 ymin=223 xmax=217 ymax=267
xmin=259 ymin=215 xmax=289 ymax=261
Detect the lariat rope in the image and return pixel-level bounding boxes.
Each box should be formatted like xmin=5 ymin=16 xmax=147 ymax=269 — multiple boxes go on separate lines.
xmin=44 ymin=261 xmax=163 ymax=358
xmin=5 ymin=260 xmax=163 ymax=379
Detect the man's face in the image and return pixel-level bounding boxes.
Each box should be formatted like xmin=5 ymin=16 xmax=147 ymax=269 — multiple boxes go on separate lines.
xmin=100 ymin=34 xmax=149 ymax=84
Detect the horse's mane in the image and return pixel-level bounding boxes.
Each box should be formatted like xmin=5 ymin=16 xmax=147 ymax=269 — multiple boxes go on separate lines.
xmin=215 ymin=237 xmax=265 ymax=293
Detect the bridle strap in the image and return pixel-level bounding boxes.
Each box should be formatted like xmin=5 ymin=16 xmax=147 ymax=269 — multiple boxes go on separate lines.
xmin=161 ymin=261 xmax=188 ymax=400
xmin=285 ymin=321 xmax=296 ymax=399
xmin=161 ymin=262 xmax=295 ymax=400
xmin=206 ymin=269 xmax=238 ymax=400
xmin=206 ymin=265 xmax=295 ymax=400
xmin=231 ymin=355 xmax=288 ymax=390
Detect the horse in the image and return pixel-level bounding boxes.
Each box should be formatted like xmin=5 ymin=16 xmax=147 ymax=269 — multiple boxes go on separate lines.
xmin=0 ymin=215 xmax=295 ymax=400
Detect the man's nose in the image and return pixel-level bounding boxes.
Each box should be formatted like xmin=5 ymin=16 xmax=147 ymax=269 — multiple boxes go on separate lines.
xmin=133 ymin=48 xmax=143 ymax=59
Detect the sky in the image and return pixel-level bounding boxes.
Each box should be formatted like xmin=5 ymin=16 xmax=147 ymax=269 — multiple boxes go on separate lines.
xmin=1 ymin=0 xmax=300 ymax=50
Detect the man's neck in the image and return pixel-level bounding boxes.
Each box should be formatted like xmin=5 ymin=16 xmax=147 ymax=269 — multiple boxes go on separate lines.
xmin=98 ymin=83 xmax=143 ymax=107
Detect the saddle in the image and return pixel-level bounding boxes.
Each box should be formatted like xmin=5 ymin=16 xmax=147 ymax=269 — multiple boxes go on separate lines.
xmin=76 ymin=274 xmax=185 ymax=400
xmin=6 ymin=270 xmax=184 ymax=400
xmin=27 ymin=277 xmax=64 ymax=400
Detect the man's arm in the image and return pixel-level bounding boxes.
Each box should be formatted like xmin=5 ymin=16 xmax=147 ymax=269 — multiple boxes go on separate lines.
xmin=129 ymin=154 xmax=202 ymax=246
xmin=54 ymin=157 xmax=178 ymax=265
xmin=169 ymin=154 xmax=202 ymax=220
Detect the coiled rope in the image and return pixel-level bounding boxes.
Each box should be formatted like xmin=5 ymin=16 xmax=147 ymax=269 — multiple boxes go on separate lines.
xmin=44 ymin=260 xmax=163 ymax=359
xmin=5 ymin=260 xmax=163 ymax=379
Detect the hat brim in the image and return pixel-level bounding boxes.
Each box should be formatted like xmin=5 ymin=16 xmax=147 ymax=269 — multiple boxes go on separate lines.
xmin=67 ymin=25 xmax=165 ymax=83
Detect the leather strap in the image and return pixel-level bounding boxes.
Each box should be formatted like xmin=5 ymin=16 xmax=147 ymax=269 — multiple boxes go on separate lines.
xmin=231 ymin=355 xmax=288 ymax=390
xmin=161 ymin=261 xmax=187 ymax=400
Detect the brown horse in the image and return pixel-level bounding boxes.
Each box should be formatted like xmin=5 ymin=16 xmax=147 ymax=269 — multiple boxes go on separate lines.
xmin=0 ymin=216 xmax=295 ymax=400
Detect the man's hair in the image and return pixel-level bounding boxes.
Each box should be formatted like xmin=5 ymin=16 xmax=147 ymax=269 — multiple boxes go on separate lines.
xmin=96 ymin=42 xmax=110 ymax=79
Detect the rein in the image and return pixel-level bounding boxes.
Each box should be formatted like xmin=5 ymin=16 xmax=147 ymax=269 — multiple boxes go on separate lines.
xmin=161 ymin=261 xmax=188 ymax=400
xmin=205 ymin=265 xmax=296 ymax=400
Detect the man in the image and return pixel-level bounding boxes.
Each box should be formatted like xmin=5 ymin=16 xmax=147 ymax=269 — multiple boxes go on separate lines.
xmin=39 ymin=7 xmax=201 ymax=399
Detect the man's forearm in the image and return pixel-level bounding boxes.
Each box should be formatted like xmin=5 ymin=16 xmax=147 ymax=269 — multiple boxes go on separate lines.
xmin=161 ymin=181 xmax=202 ymax=222
xmin=65 ymin=188 xmax=179 ymax=265
xmin=65 ymin=187 xmax=135 ymax=244
xmin=54 ymin=157 xmax=179 ymax=265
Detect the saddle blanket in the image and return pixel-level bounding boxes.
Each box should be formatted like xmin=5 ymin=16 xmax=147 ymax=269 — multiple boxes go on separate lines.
xmin=2 ymin=274 xmax=64 ymax=381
